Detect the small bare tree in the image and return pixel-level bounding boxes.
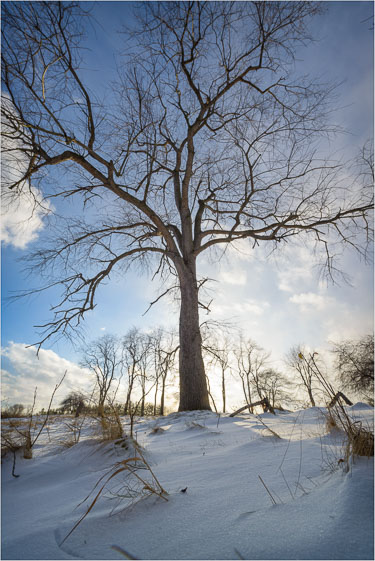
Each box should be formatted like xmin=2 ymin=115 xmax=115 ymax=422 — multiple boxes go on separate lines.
xmin=60 ymin=391 xmax=86 ymax=417
xmin=150 ymin=328 xmax=178 ymax=416
xmin=331 ymin=335 xmax=374 ymax=404
xmin=286 ymin=346 xmax=318 ymax=407
xmin=204 ymin=335 xmax=233 ymax=413
xmin=81 ymin=335 xmax=122 ymax=416
xmin=255 ymin=369 xmax=292 ymax=410
xmin=122 ymin=328 xmax=153 ymax=416
xmin=234 ymin=337 xmax=270 ymax=412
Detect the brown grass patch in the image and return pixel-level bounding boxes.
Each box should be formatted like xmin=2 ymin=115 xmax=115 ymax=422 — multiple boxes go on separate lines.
xmin=348 ymin=425 xmax=374 ymax=457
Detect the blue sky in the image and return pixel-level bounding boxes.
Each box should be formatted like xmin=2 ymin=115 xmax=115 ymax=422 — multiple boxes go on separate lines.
xmin=1 ymin=1 xmax=373 ymax=409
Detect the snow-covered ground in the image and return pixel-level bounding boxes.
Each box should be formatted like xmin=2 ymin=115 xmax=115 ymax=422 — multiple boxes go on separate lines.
xmin=1 ymin=403 xmax=374 ymax=560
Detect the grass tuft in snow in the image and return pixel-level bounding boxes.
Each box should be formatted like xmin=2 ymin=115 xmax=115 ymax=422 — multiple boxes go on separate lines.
xmin=325 ymin=402 xmax=373 ymax=467
xmin=61 ymin=439 xmax=167 ymax=545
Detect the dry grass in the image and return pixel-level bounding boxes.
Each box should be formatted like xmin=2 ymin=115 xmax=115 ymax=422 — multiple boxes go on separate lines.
xmin=91 ymin=405 xmax=124 ymax=442
xmin=347 ymin=423 xmax=374 ymax=457
xmin=99 ymin=416 xmax=123 ymax=441
xmin=61 ymin=439 xmax=167 ymax=545
xmin=58 ymin=418 xmax=85 ymax=448
xmin=325 ymin=405 xmax=374 ymax=470
xmin=325 ymin=409 xmax=339 ymax=432
xmin=302 ymin=353 xmax=374 ymax=466
xmin=98 ymin=403 xmax=124 ymax=441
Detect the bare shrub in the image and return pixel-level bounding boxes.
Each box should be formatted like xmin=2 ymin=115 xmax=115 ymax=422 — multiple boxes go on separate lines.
xmin=2 ymin=374 xmax=66 ymax=464
xmin=60 ymin=416 xmax=86 ymax=447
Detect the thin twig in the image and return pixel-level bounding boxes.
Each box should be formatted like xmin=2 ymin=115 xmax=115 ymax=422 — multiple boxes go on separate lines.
xmin=258 ymin=475 xmax=277 ymax=505
xmin=111 ymin=545 xmax=139 ymax=559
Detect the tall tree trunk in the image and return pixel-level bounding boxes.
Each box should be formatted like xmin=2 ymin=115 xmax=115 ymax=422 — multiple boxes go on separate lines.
xmin=308 ymin=388 xmax=316 ymax=407
xmin=177 ymin=262 xmax=211 ymax=411
xmin=160 ymin=372 xmax=167 ymax=416
xmin=222 ymin=368 xmax=226 ymax=413
xmin=206 ymin=374 xmax=218 ymax=413
xmin=153 ymin=380 xmax=159 ymax=416
xmin=140 ymin=394 xmax=145 ymax=417
xmin=124 ymin=379 xmax=134 ymax=415
xmin=246 ymin=376 xmax=254 ymax=413
xmin=160 ymin=381 xmax=165 ymax=416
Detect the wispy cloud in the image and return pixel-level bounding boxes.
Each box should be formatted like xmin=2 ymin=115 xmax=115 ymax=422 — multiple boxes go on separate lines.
xmin=289 ymin=292 xmax=333 ymax=313
xmin=219 ymin=269 xmax=247 ymax=286
xmin=275 ymin=244 xmax=318 ymax=293
xmin=214 ymin=295 xmax=269 ymax=319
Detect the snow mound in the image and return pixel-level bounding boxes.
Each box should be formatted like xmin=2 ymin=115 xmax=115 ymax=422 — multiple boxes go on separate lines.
xmin=2 ymin=408 xmax=373 ymax=560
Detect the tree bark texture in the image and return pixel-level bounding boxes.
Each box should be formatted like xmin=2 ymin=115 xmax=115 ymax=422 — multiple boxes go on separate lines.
xmin=178 ymin=264 xmax=210 ymax=411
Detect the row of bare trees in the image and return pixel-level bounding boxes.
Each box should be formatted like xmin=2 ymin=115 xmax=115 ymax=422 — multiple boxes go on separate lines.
xmin=66 ymin=329 xmax=373 ymax=417
xmin=203 ymin=334 xmax=292 ymax=413
xmin=75 ymin=328 xmax=179 ymax=418
xmin=203 ymin=333 xmax=374 ymax=413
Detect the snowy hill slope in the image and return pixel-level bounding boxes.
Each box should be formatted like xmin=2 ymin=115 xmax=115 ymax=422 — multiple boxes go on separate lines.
xmin=1 ymin=404 xmax=373 ymax=560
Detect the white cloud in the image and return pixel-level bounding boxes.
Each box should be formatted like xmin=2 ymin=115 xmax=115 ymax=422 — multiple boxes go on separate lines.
xmin=289 ymin=292 xmax=332 ymax=313
xmin=219 ymin=269 xmax=247 ymax=285
xmin=1 ymin=343 xmax=93 ymax=409
xmin=214 ymin=295 xmax=269 ymax=319
xmin=242 ymin=299 xmax=270 ymax=316
xmin=1 ymin=103 xmax=51 ymax=249
xmin=275 ymin=244 xmax=317 ymax=293
xmin=1 ymin=187 xmax=50 ymax=249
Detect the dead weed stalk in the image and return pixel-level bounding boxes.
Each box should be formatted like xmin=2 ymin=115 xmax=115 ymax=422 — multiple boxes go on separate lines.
xmin=2 ymin=373 xmax=66 ymax=467
xmin=61 ymin=440 xmax=167 ymax=545
xmin=302 ymin=353 xmax=374 ymax=467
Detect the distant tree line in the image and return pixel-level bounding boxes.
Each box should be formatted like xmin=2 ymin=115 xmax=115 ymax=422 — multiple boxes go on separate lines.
xmin=202 ymin=332 xmax=374 ymax=412
xmin=2 ymin=333 xmax=372 ymax=420
xmin=59 ymin=327 xmax=179 ymax=419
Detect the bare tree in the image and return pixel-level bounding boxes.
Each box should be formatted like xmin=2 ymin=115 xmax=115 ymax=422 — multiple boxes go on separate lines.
xmin=80 ymin=335 xmax=122 ymax=416
xmin=2 ymin=2 xmax=373 ymax=411
xmin=234 ymin=336 xmax=270 ymax=411
xmin=204 ymin=335 xmax=233 ymax=413
xmin=150 ymin=328 xmax=178 ymax=416
xmin=331 ymin=335 xmax=374 ymax=404
xmin=60 ymin=391 xmax=86 ymax=417
xmin=255 ymin=368 xmax=292 ymax=410
xmin=286 ymin=346 xmax=318 ymax=406
xmin=122 ymin=327 xmax=153 ymax=416
xmin=137 ymin=334 xmax=152 ymax=417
